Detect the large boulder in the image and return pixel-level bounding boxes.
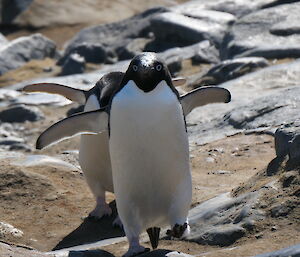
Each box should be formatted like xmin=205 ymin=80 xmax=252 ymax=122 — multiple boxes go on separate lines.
xmin=221 ymin=2 xmax=300 ymax=59
xmin=0 ymin=33 xmax=57 ymax=75
xmin=0 ymin=104 xmax=44 ymax=123
xmin=171 ymin=0 xmax=276 ymax=18
xmin=150 ymin=12 xmax=227 ymax=47
xmin=63 ymin=7 xmax=168 ymax=61
xmin=0 ymin=33 xmax=8 ymax=47
xmin=189 ymin=57 xmax=269 ymax=87
xmin=253 ymin=243 xmax=300 ymax=257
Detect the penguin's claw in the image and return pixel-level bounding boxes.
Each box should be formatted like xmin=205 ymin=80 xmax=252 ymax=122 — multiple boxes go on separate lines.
xmin=122 ymin=246 xmax=150 ymax=257
xmin=87 ymin=203 xmax=112 ymax=220
xmin=112 ymin=216 xmax=123 ymax=228
xmin=166 ymin=223 xmax=188 ymax=238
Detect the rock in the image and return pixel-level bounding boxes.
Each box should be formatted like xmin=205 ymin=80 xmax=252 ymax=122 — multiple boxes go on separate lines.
xmin=0 ymin=104 xmax=44 ymax=122
xmin=253 ymin=243 xmax=300 ymax=257
xmin=196 ymin=57 xmax=269 ymax=86
xmin=64 ymin=7 xmax=168 ymax=61
xmin=275 ymin=126 xmax=300 ymax=162
xmin=150 ymin=12 xmax=226 ymax=47
xmin=117 ymin=37 xmax=153 ymax=61
xmin=191 ymin=43 xmax=219 ymax=64
xmin=0 ymin=33 xmax=8 ymax=46
xmin=0 ymin=33 xmax=57 ymax=75
xmin=13 ymin=155 xmax=80 ymax=171
xmin=13 ymin=92 xmax=72 ymax=107
xmin=9 ymin=143 xmax=32 ymax=152
xmin=225 ymin=87 xmax=300 ymax=130
xmin=157 ymin=40 xmax=217 ymax=75
xmin=0 ymin=137 xmax=24 ymax=145
xmin=0 ymin=221 xmax=23 ymax=239
xmin=186 ymin=192 xmax=261 ymax=246
xmin=0 ymin=0 xmax=33 ymax=24
xmin=58 ymin=43 xmax=107 ymax=65
xmin=195 ymin=224 xmax=246 ymax=246
xmin=60 ymin=53 xmax=86 ymax=76
xmin=221 ymin=2 xmax=300 ymax=59
xmin=0 ymin=241 xmax=54 ymax=257
xmin=171 ymin=0 xmax=276 ymax=18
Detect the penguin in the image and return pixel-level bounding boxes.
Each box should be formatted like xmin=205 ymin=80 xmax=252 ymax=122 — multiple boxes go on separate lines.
xmin=24 ymin=72 xmax=230 ymax=225
xmin=34 ymin=53 xmax=231 ymax=257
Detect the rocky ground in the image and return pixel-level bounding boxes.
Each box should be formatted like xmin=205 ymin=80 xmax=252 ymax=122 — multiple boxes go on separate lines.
xmin=0 ymin=0 xmax=299 ymax=257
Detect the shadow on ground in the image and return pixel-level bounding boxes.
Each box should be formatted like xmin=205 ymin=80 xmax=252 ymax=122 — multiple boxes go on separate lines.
xmin=53 ymin=201 xmax=125 ymax=250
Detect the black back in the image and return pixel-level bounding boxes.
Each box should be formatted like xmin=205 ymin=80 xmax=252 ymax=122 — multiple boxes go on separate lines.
xmin=87 ymin=72 xmax=124 ymax=107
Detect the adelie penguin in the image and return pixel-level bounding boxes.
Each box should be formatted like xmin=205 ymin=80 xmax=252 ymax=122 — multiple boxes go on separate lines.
xmin=31 ymin=53 xmax=231 ymax=256
xmin=24 ymin=65 xmax=231 ymax=227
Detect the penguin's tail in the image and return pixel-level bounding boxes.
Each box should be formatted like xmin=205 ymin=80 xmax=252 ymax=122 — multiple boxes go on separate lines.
xmin=23 ymin=83 xmax=87 ymax=104
xmin=146 ymin=227 xmax=161 ymax=249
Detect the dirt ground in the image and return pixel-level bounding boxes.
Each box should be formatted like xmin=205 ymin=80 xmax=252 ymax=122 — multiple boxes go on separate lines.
xmin=1 ymin=102 xmax=298 ymax=256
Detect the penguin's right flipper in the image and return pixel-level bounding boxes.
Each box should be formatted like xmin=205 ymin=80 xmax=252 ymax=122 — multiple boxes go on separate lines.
xmin=23 ymin=83 xmax=87 ymax=104
xmin=146 ymin=227 xmax=161 ymax=249
xmin=36 ymin=108 xmax=108 ymax=150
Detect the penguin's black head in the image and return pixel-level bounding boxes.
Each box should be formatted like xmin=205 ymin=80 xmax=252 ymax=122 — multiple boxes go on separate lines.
xmin=123 ymin=52 xmax=173 ymax=93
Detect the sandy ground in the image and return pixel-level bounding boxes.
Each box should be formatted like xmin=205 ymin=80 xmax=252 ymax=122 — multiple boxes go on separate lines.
xmin=0 ymin=102 xmax=298 ymax=256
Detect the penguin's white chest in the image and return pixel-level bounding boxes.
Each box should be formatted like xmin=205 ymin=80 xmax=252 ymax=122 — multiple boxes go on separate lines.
xmin=109 ymin=80 xmax=191 ymax=228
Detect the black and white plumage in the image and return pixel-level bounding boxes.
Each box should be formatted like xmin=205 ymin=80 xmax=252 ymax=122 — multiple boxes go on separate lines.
xmin=25 ymin=70 xmax=230 ymax=225
xmin=29 ymin=54 xmax=231 ymax=256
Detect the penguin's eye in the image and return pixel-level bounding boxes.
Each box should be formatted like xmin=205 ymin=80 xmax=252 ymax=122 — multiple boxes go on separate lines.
xmin=132 ymin=65 xmax=138 ymax=72
xmin=155 ymin=64 xmax=162 ymax=71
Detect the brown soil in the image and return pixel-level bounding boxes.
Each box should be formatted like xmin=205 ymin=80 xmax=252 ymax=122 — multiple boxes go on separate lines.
xmin=1 ymin=102 xmax=299 ymax=256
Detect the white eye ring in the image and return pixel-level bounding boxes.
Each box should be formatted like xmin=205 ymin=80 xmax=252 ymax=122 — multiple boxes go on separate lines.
xmin=133 ymin=65 xmax=138 ymax=72
xmin=156 ymin=64 xmax=162 ymax=71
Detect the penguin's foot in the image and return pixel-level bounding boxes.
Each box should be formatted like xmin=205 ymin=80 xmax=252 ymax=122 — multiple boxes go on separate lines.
xmin=146 ymin=227 xmax=160 ymax=249
xmin=88 ymin=197 xmax=112 ymax=220
xmin=166 ymin=223 xmax=189 ymax=238
xmin=122 ymin=246 xmax=150 ymax=257
xmin=112 ymin=215 xmax=123 ymax=228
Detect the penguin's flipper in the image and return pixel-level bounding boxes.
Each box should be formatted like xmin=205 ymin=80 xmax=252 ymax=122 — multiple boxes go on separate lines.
xmin=23 ymin=83 xmax=86 ymax=104
xmin=172 ymin=77 xmax=186 ymax=87
xmin=36 ymin=108 xmax=108 ymax=149
xmin=180 ymin=86 xmax=231 ymax=116
xmin=146 ymin=227 xmax=161 ymax=249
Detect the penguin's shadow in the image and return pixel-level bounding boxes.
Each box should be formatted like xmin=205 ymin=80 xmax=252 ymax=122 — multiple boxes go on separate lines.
xmin=53 ymin=201 xmax=125 ymax=251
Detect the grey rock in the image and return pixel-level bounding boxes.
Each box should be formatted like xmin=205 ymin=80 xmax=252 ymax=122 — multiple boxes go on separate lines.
xmin=171 ymin=0 xmax=276 ymax=18
xmin=150 ymin=12 xmax=226 ymax=47
xmin=187 ymin=59 xmax=300 ymax=146
xmin=117 ymin=37 xmax=153 ymax=61
xmin=275 ymin=126 xmax=300 ymax=162
xmin=186 ymin=192 xmax=261 ymax=246
xmin=225 ymin=87 xmax=300 ymax=130
xmin=0 ymin=33 xmax=57 ymax=75
xmin=202 ymin=57 xmax=269 ymax=86
xmin=0 ymin=221 xmax=23 ymax=239
xmin=158 ymin=41 xmax=217 ymax=75
xmin=9 ymin=143 xmax=32 ymax=152
xmin=0 ymin=241 xmax=54 ymax=257
xmin=60 ymin=53 xmax=86 ymax=76
xmin=221 ymin=2 xmax=300 ymax=59
xmin=0 ymin=136 xmax=24 ymax=145
xmin=59 ymin=43 xmax=107 ymax=65
xmin=0 ymin=0 xmax=33 ymax=24
xmin=0 ymin=104 xmax=44 ymax=122
xmin=0 ymin=33 xmax=8 ymax=46
xmin=64 ymin=7 xmax=168 ymax=61
xmin=253 ymin=243 xmax=300 ymax=257
xmin=191 ymin=44 xmax=219 ymax=64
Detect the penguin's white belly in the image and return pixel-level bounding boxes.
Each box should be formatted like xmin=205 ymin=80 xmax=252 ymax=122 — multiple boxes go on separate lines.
xmin=79 ymin=94 xmax=113 ymax=193
xmin=109 ymin=81 xmax=191 ymax=229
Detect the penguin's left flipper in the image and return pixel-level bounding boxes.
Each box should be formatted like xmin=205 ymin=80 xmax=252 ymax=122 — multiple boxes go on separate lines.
xmin=180 ymin=86 xmax=231 ymax=116
xmin=23 ymin=83 xmax=87 ymax=104
xmin=36 ymin=108 xmax=108 ymax=150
